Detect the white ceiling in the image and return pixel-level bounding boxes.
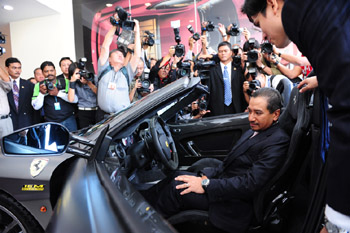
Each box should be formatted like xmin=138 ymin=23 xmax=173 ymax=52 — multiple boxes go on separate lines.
xmin=0 ymin=0 xmax=57 ymax=26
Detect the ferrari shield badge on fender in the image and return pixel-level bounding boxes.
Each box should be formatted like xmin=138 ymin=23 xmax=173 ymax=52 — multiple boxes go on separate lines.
xmin=30 ymin=158 xmax=49 ymax=178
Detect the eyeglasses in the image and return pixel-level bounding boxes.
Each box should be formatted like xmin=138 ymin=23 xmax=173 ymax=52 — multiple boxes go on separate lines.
xmin=160 ymin=65 xmax=170 ymax=70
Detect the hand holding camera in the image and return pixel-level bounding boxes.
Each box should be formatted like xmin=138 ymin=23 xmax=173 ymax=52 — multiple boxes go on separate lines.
xmin=39 ymin=83 xmax=48 ymax=95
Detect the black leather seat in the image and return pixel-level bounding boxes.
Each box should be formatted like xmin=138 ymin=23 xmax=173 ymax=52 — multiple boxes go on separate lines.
xmin=167 ymin=87 xmax=315 ymax=232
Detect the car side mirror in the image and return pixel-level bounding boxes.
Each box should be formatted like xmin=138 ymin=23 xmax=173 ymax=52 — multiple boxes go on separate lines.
xmin=1 ymin=123 xmax=70 ymax=156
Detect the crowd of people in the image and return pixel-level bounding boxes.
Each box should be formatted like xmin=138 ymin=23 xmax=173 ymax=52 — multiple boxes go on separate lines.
xmin=0 ymin=13 xmax=317 ymax=138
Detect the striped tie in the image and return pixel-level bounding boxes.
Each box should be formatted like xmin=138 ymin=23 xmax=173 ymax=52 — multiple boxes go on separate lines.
xmin=13 ymin=80 xmax=19 ymax=111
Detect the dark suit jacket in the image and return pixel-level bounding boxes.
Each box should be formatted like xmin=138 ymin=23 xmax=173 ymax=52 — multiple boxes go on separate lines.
xmin=7 ymin=78 xmax=35 ymax=130
xmin=202 ymin=124 xmax=290 ymax=232
xmin=282 ymin=0 xmax=350 ymax=215
xmin=207 ymin=63 xmax=247 ymax=116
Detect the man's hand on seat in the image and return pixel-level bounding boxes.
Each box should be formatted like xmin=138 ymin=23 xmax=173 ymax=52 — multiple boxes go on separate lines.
xmin=175 ymin=175 xmax=205 ymax=195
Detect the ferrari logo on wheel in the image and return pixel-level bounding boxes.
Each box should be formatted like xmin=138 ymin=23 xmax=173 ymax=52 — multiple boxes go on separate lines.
xmin=30 ymin=158 xmax=49 ymax=178
xmin=165 ymin=141 xmax=169 ymax=147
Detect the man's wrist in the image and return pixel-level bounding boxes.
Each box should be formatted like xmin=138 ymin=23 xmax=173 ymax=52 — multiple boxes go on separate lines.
xmin=69 ymin=81 xmax=76 ymax=89
xmin=222 ymin=34 xmax=227 ymax=37
xmin=259 ymin=64 xmax=266 ymax=70
xmin=274 ymin=60 xmax=280 ymax=66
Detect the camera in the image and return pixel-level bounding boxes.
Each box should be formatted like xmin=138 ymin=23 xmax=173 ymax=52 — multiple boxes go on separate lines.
xmin=261 ymin=41 xmax=273 ymax=54
xmin=202 ymin=21 xmax=215 ymax=33
xmin=187 ymin=25 xmax=201 ymax=41
xmin=0 ymin=47 xmax=5 ymax=56
xmin=77 ymin=57 xmax=94 ymax=82
xmin=198 ymin=99 xmax=208 ymax=111
xmin=194 ymin=59 xmax=216 ymax=80
xmin=173 ymin=28 xmax=185 ymax=57
xmin=233 ymin=55 xmax=241 ymax=67
xmin=110 ymin=6 xmax=135 ymax=31
xmin=177 ymin=60 xmax=191 ymax=77
xmin=0 ymin=32 xmax=5 ymax=44
xmin=227 ymin=23 xmax=243 ymax=37
xmin=143 ymin=31 xmax=155 ymax=46
xmin=40 ymin=79 xmax=54 ymax=91
xmin=247 ymin=79 xmax=261 ymax=96
xmin=247 ymin=50 xmax=259 ymax=63
xmin=138 ymin=70 xmax=151 ymax=93
xmin=0 ymin=32 xmax=5 ymax=56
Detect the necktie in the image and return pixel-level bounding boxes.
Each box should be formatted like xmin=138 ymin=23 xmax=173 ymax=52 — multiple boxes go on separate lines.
xmin=13 ymin=80 xmax=19 ymax=111
xmin=223 ymin=66 xmax=232 ymax=106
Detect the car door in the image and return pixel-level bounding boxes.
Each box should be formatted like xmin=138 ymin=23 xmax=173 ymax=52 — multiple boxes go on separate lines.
xmin=168 ymin=113 xmax=250 ymax=166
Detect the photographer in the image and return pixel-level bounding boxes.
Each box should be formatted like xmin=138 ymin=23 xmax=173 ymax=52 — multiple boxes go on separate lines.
xmin=96 ymin=11 xmax=141 ymax=121
xmin=68 ymin=62 xmax=97 ymax=129
xmin=129 ymin=59 xmax=153 ymax=102
xmin=0 ymin=66 xmax=13 ymax=138
xmin=149 ymin=46 xmax=180 ymax=90
xmin=31 ymin=61 xmax=78 ymax=131
xmin=57 ymin=57 xmax=73 ymax=80
xmin=141 ymin=31 xmax=154 ymax=69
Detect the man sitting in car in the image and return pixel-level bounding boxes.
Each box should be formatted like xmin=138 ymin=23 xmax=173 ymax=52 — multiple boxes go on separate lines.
xmin=143 ymin=87 xmax=290 ymax=233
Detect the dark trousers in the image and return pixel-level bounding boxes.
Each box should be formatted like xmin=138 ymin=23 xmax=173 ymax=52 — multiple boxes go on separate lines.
xmin=77 ymin=110 xmax=97 ymax=129
xmin=143 ymin=171 xmax=209 ymax=218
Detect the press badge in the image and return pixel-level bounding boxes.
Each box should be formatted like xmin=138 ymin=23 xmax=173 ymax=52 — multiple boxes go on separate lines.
xmin=54 ymin=102 xmax=61 ymax=110
xmin=108 ymin=82 xmax=116 ymax=90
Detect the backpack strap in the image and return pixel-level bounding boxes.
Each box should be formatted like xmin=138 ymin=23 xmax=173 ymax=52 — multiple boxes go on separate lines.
xmin=120 ymin=66 xmax=130 ymax=87
xmin=97 ymin=65 xmax=130 ymax=87
xmin=97 ymin=65 xmax=113 ymax=82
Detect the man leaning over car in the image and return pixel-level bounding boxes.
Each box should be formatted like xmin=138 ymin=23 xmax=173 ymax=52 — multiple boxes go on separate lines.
xmin=143 ymin=87 xmax=290 ymax=233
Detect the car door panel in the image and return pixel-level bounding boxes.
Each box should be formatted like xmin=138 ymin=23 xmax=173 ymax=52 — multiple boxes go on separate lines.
xmin=168 ymin=113 xmax=250 ymax=166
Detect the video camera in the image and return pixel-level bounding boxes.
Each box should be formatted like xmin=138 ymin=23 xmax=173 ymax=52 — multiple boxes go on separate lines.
xmin=261 ymin=41 xmax=273 ymax=54
xmin=0 ymin=32 xmax=6 ymax=56
xmin=77 ymin=57 xmax=94 ymax=82
xmin=137 ymin=70 xmax=151 ymax=94
xmin=201 ymin=21 xmax=215 ymax=34
xmin=194 ymin=59 xmax=216 ymax=80
xmin=110 ymin=6 xmax=135 ymax=33
xmin=143 ymin=31 xmax=155 ymax=46
xmin=187 ymin=25 xmax=200 ymax=41
xmin=227 ymin=23 xmax=243 ymax=37
xmin=173 ymin=28 xmax=185 ymax=57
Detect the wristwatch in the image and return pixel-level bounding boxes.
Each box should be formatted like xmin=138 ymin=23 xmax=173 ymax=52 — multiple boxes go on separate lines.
xmin=260 ymin=64 xmax=266 ymax=70
xmin=201 ymin=179 xmax=210 ymax=191
xmin=325 ymin=217 xmax=350 ymax=233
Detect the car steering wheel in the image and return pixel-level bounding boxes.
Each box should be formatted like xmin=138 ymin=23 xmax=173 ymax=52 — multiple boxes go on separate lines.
xmin=150 ymin=116 xmax=178 ymax=170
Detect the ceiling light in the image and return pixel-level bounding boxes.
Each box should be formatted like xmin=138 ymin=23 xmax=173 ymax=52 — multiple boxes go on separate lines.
xmin=106 ymin=3 xmax=113 ymax=7
xmin=145 ymin=3 xmax=151 ymax=7
xmin=3 ymin=5 xmax=14 ymax=11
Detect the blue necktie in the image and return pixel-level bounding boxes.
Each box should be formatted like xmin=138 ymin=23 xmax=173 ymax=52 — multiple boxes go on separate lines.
xmin=223 ymin=66 xmax=232 ymax=106
xmin=13 ymin=80 xmax=19 ymax=111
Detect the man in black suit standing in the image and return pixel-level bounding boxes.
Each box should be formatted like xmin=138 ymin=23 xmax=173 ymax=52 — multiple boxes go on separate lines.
xmin=5 ymin=57 xmax=34 ymax=130
xmin=145 ymin=88 xmax=290 ymax=233
xmin=207 ymin=41 xmax=246 ymax=116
